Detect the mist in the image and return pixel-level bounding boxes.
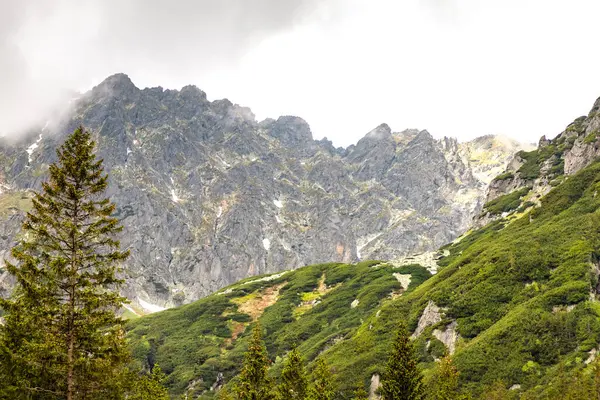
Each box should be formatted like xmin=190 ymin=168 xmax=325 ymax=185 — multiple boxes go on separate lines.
xmin=0 ymin=0 xmax=332 ymax=137
xmin=2 ymin=0 xmax=600 ymax=146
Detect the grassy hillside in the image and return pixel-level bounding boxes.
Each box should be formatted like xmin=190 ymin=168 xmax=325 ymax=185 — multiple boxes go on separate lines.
xmin=128 ymin=159 xmax=600 ymax=399
xmin=126 ymin=261 xmax=431 ymax=398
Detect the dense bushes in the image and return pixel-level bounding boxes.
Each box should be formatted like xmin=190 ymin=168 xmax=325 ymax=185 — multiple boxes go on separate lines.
xmin=483 ymin=187 xmax=531 ymax=215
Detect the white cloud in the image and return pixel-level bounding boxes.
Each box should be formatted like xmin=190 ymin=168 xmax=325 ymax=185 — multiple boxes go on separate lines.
xmin=1 ymin=0 xmax=600 ymax=146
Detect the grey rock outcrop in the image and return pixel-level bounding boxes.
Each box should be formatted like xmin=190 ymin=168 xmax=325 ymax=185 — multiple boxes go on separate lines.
xmin=0 ymin=74 xmax=529 ymax=309
xmin=482 ymin=95 xmax=600 ymax=216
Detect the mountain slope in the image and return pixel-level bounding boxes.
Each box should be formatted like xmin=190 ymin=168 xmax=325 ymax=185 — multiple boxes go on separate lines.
xmin=0 ymin=74 xmax=527 ymax=308
xmin=126 ymin=261 xmax=432 ymax=397
xmin=126 ymin=147 xmax=600 ymax=399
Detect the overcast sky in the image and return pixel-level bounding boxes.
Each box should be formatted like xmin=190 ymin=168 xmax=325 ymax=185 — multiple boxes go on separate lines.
xmin=1 ymin=0 xmax=600 ymax=146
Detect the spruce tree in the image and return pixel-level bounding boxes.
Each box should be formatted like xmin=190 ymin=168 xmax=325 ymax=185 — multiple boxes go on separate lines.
xmin=427 ymin=355 xmax=466 ymax=400
xmin=307 ymin=358 xmax=336 ymax=400
xmin=277 ymin=346 xmax=308 ymax=400
xmin=379 ymin=321 xmax=425 ymax=400
xmin=0 ymin=126 xmax=130 ymax=400
xmin=234 ymin=323 xmax=274 ymax=400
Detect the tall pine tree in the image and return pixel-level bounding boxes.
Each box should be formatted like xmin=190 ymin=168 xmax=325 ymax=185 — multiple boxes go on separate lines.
xmin=0 ymin=126 xmax=130 ymax=400
xmin=379 ymin=321 xmax=424 ymax=400
xmin=307 ymin=358 xmax=336 ymax=400
xmin=234 ymin=323 xmax=274 ymax=400
xmin=277 ymin=346 xmax=308 ymax=400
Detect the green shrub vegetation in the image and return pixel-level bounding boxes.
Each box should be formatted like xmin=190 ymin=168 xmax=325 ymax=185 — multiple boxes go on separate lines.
xmin=126 ymin=262 xmax=431 ymax=397
xmin=585 ymin=130 xmax=600 ymax=144
xmin=492 ymin=172 xmax=514 ymax=182
xmin=483 ymin=187 xmax=531 ymax=216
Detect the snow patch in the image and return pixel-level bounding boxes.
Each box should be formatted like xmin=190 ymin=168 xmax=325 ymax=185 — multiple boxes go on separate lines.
xmin=263 ymin=238 xmax=271 ymax=251
xmin=170 ymin=177 xmax=180 ymax=203
xmin=217 ymin=206 xmax=223 ymax=218
xmin=273 ymin=199 xmax=283 ymax=208
xmin=171 ymin=189 xmax=180 ymax=203
xmin=138 ymin=298 xmax=167 ymax=313
xmin=42 ymin=121 xmax=50 ymax=131
xmin=127 ymin=147 xmax=132 ymax=156
xmin=275 ymin=215 xmax=283 ymax=224
xmin=26 ymin=134 xmax=43 ymax=163
xmin=356 ymin=246 xmax=361 ymax=259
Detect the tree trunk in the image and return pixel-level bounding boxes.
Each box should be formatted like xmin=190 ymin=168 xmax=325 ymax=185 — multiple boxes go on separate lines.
xmin=67 ymin=185 xmax=80 ymax=400
xmin=67 ymin=332 xmax=74 ymax=400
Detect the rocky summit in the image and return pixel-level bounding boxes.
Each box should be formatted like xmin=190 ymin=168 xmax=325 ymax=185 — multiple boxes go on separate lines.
xmin=0 ymin=74 xmax=529 ymax=310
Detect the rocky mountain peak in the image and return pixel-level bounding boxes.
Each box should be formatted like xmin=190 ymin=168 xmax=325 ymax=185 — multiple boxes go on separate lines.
xmin=267 ymin=116 xmax=313 ymax=148
xmin=365 ymin=123 xmax=392 ymax=139
xmin=413 ymin=129 xmax=434 ymax=142
xmin=179 ymin=85 xmax=208 ymax=102
xmin=93 ymin=73 xmax=138 ymax=98
xmin=0 ymin=74 xmax=532 ymax=310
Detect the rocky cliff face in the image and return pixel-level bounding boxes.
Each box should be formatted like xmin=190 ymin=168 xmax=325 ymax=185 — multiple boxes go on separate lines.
xmin=480 ymin=96 xmax=600 ymax=222
xmin=0 ymin=74 xmax=528 ymax=310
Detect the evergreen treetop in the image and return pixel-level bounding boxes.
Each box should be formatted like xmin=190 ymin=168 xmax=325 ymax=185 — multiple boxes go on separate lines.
xmin=379 ymin=321 xmax=424 ymax=400
xmin=307 ymin=358 xmax=336 ymax=400
xmin=234 ymin=322 xmax=274 ymax=400
xmin=0 ymin=126 xmax=130 ymax=400
xmin=277 ymin=345 xmax=308 ymax=400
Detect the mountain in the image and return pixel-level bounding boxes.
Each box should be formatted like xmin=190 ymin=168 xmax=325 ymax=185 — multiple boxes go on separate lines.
xmin=0 ymin=73 xmax=528 ymax=309
xmin=126 ymin=95 xmax=600 ymax=399
xmin=478 ymin=95 xmax=600 ymax=222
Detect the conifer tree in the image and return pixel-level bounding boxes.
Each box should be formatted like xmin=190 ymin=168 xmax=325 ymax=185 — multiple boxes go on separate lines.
xmin=307 ymin=358 xmax=336 ymax=400
xmin=234 ymin=323 xmax=274 ymax=400
xmin=379 ymin=321 xmax=425 ymax=400
xmin=0 ymin=126 xmax=130 ymax=400
xmin=427 ymin=355 xmax=467 ymax=400
xmin=277 ymin=346 xmax=308 ymax=400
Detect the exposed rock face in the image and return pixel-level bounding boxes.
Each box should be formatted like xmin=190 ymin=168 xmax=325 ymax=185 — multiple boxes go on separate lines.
xmin=484 ymin=96 xmax=600 ymax=207
xmin=0 ymin=74 xmax=528 ymax=308
xmin=432 ymin=321 xmax=460 ymax=355
xmin=369 ymin=374 xmax=381 ymax=400
xmin=412 ymin=300 xmax=443 ymax=338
